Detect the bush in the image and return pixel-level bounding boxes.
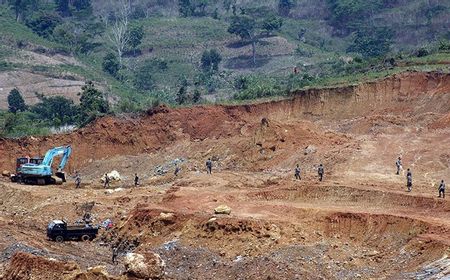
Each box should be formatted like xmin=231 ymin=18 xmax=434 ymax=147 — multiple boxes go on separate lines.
xmin=347 ymin=27 xmax=393 ymax=58
xmin=234 ymin=76 xmax=281 ymax=100
xmin=102 ymin=53 xmax=120 ymax=77
xmin=201 ymin=49 xmax=222 ymax=72
xmin=133 ymin=59 xmax=168 ymax=91
xmin=26 ymin=12 xmax=62 ymax=38
xmin=416 ymin=48 xmax=429 ymax=57
xmin=0 ymin=111 xmax=50 ymax=138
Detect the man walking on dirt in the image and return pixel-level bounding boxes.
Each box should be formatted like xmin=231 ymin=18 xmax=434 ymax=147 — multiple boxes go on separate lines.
xmin=134 ymin=173 xmax=139 ymax=187
xmin=75 ymin=171 xmax=81 ymax=189
xmin=396 ymin=157 xmax=402 ymax=175
xmin=295 ymin=164 xmax=301 ymax=180
xmin=112 ymin=246 xmax=118 ymax=264
xmin=438 ymin=180 xmax=445 ymax=198
xmin=174 ymin=164 xmax=181 ymax=176
xmin=406 ymin=168 xmax=412 ymax=192
xmin=318 ymin=164 xmax=324 ymax=181
xmin=206 ymin=158 xmax=212 ymax=174
xmin=104 ymin=174 xmax=110 ymax=188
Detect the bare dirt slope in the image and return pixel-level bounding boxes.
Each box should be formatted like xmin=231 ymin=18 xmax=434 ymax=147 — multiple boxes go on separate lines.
xmin=1 ymin=71 xmax=450 ymax=279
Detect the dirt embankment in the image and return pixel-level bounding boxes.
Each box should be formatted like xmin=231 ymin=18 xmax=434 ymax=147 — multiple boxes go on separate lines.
xmin=1 ymin=71 xmax=449 ymax=173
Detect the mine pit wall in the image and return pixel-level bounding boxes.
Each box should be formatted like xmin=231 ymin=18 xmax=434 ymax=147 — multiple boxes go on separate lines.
xmin=0 ymin=71 xmax=449 ymax=172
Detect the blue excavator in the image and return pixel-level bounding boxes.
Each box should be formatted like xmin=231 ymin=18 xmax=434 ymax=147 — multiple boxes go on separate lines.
xmin=11 ymin=146 xmax=72 ymax=185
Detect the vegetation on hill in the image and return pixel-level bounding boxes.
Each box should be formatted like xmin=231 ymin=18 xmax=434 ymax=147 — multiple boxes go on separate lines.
xmin=0 ymin=0 xmax=449 ymax=136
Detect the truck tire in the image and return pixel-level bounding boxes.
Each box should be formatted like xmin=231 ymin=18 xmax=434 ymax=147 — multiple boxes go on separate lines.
xmin=55 ymin=236 xmax=64 ymax=242
xmin=81 ymin=235 xmax=90 ymax=242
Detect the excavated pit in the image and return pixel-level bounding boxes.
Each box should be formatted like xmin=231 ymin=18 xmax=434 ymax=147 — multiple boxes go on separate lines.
xmin=1 ymin=71 xmax=450 ymax=279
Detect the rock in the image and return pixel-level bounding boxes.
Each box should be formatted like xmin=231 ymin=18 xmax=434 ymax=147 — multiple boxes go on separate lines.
xmin=101 ymin=170 xmax=121 ymax=182
xmin=159 ymin=212 xmax=175 ymax=224
xmin=304 ymin=145 xmax=317 ymax=155
xmin=214 ymin=205 xmax=231 ymax=215
xmin=2 ymin=170 xmax=11 ymax=177
xmin=124 ymin=252 xmax=165 ymax=279
xmin=87 ymin=265 xmax=108 ymax=276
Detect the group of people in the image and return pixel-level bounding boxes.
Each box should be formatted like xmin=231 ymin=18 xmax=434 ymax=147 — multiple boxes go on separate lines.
xmin=294 ymin=163 xmax=324 ymax=181
xmin=290 ymin=157 xmax=445 ymax=198
xmin=395 ymin=157 xmax=445 ymax=198
xmin=74 ymin=156 xmax=445 ymax=199
xmin=73 ymin=172 xmax=140 ymax=188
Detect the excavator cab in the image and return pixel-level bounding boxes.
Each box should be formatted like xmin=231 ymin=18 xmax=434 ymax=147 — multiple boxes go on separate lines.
xmin=16 ymin=157 xmax=29 ymax=173
xmin=30 ymin=158 xmax=43 ymax=165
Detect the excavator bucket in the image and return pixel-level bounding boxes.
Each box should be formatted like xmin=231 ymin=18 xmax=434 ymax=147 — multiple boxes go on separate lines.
xmin=55 ymin=171 xmax=66 ymax=182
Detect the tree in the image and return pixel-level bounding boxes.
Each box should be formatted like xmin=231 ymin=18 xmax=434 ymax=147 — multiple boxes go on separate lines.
xmin=26 ymin=12 xmax=62 ymax=38
xmin=128 ymin=24 xmax=144 ymax=54
xmin=78 ymin=81 xmax=109 ymax=125
xmin=31 ymin=94 xmax=78 ymax=126
xmin=107 ymin=0 xmax=131 ymax=66
xmin=178 ymin=0 xmax=209 ymax=17
xmin=8 ymin=88 xmax=27 ymax=113
xmin=55 ymin=0 xmax=71 ymax=17
xmin=8 ymin=0 xmax=36 ymax=22
xmin=262 ymin=16 xmax=283 ymax=34
xmin=134 ymin=62 xmax=155 ymax=91
xmin=179 ymin=0 xmax=192 ymax=17
xmin=347 ymin=27 xmax=393 ymax=58
xmin=192 ymin=88 xmax=201 ymax=103
xmin=102 ymin=53 xmax=120 ymax=77
xmin=176 ymin=79 xmax=188 ymax=105
xmin=201 ymin=49 xmax=222 ymax=71
xmin=278 ymin=0 xmax=296 ymax=16
xmin=72 ymin=0 xmax=91 ymax=11
xmin=228 ymin=15 xmax=258 ymax=65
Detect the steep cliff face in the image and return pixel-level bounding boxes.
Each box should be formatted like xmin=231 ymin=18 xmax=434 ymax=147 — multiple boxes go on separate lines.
xmin=1 ymin=71 xmax=449 ymax=172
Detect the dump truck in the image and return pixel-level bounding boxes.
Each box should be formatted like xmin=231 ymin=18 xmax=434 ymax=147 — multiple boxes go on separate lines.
xmin=47 ymin=220 xmax=98 ymax=242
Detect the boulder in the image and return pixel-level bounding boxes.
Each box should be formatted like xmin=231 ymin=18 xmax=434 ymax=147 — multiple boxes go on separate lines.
xmin=101 ymin=170 xmax=122 ymax=183
xmin=214 ymin=205 xmax=231 ymax=215
xmin=304 ymin=145 xmax=317 ymax=155
xmin=124 ymin=252 xmax=165 ymax=279
xmin=2 ymin=170 xmax=11 ymax=177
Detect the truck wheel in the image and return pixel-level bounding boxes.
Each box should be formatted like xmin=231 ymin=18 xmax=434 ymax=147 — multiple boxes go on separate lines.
xmin=81 ymin=235 xmax=90 ymax=242
xmin=55 ymin=236 xmax=64 ymax=242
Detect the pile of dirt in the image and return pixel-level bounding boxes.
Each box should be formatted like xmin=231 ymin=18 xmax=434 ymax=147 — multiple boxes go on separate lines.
xmin=1 ymin=252 xmax=127 ymax=280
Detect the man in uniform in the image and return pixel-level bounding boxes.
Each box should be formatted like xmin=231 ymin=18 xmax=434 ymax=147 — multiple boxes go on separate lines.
xmin=396 ymin=157 xmax=402 ymax=175
xmin=104 ymin=174 xmax=110 ymax=188
xmin=134 ymin=173 xmax=139 ymax=187
xmin=406 ymin=168 xmax=412 ymax=192
xmin=438 ymin=180 xmax=445 ymax=198
xmin=318 ymin=164 xmax=324 ymax=181
xmin=206 ymin=158 xmax=212 ymax=174
xmin=295 ymin=164 xmax=301 ymax=180
xmin=75 ymin=171 xmax=81 ymax=188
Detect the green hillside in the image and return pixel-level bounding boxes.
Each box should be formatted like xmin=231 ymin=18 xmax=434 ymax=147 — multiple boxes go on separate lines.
xmin=0 ymin=0 xmax=449 ymax=136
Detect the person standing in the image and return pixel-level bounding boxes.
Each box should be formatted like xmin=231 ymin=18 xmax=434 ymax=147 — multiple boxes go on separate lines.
xmin=396 ymin=157 xmax=402 ymax=175
xmin=206 ymin=158 xmax=212 ymax=174
xmin=294 ymin=164 xmax=301 ymax=180
xmin=438 ymin=180 xmax=445 ymax=198
xmin=406 ymin=168 xmax=412 ymax=192
xmin=104 ymin=174 xmax=110 ymax=188
xmin=134 ymin=173 xmax=139 ymax=187
xmin=75 ymin=171 xmax=81 ymax=189
xmin=318 ymin=164 xmax=324 ymax=182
